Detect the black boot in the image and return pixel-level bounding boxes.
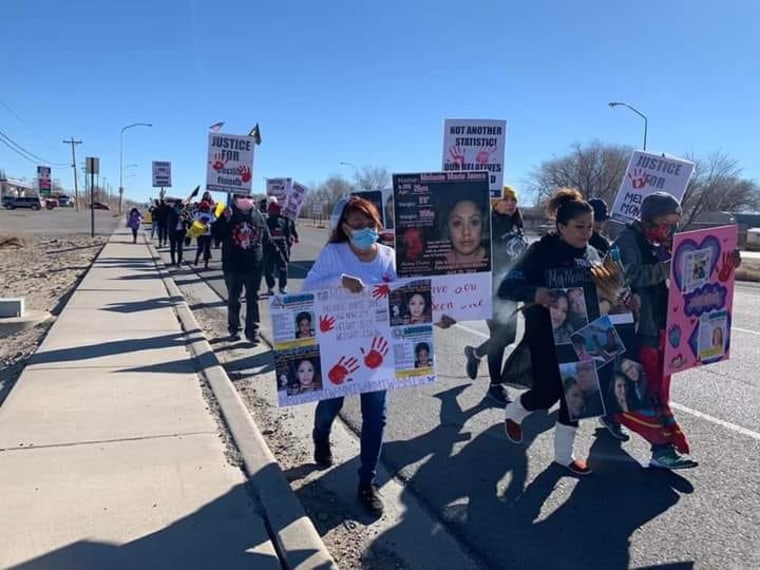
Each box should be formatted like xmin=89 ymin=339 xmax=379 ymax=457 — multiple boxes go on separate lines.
xmin=313 ymin=437 xmax=333 ymax=467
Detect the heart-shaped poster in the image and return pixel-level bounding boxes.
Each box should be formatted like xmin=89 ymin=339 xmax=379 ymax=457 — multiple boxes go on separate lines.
xmin=671 ymin=235 xmax=721 ymax=292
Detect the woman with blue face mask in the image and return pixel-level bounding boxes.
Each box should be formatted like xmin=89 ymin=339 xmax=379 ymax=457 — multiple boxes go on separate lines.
xmin=302 ymin=196 xmax=396 ymax=517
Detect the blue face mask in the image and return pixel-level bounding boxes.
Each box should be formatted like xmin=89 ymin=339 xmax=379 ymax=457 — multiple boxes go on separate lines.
xmin=349 ymin=227 xmax=378 ymax=250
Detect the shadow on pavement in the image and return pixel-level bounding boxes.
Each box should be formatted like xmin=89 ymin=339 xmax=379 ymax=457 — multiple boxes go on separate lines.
xmin=7 ymin=484 xmax=284 ymax=570
xmin=28 ymin=333 xmax=193 ymax=366
xmin=104 ymin=297 xmax=183 ymax=314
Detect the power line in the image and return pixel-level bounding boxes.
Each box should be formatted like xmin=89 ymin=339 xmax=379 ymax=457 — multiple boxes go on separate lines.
xmin=0 ymin=130 xmax=69 ymax=166
xmin=0 ymin=98 xmax=58 ymax=152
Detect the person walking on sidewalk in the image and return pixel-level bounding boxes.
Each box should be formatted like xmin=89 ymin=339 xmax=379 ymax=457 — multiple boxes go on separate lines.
xmin=501 ymin=188 xmax=602 ymax=476
xmin=463 ymin=185 xmax=527 ymax=405
xmin=193 ymin=200 xmax=216 ymax=269
xmin=168 ymin=201 xmax=190 ymax=266
xmin=126 ymin=208 xmax=142 ymax=244
xmin=155 ymin=199 xmax=170 ymax=248
xmin=302 ymin=196 xmax=396 ymax=517
xmin=215 ymin=194 xmax=270 ymax=343
xmin=264 ymin=198 xmax=293 ymax=294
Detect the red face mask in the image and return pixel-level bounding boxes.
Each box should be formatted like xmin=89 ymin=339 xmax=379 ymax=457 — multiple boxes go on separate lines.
xmin=642 ymin=222 xmax=676 ymax=244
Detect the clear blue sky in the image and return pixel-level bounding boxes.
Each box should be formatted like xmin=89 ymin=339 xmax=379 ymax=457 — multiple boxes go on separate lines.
xmin=2 ymin=0 xmax=758 ymax=205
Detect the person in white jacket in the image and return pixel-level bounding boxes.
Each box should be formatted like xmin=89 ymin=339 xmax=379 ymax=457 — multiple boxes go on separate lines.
xmin=302 ymin=196 xmax=396 ymax=517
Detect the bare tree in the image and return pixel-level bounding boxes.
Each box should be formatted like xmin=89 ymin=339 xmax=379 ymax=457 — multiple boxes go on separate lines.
xmin=354 ymin=165 xmax=390 ymax=191
xmin=526 ymin=141 xmax=632 ymax=205
xmin=680 ymin=151 xmax=760 ymax=226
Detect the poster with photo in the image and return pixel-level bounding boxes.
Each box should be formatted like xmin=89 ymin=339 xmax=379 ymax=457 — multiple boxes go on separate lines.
xmin=442 ymin=119 xmax=507 ymax=198
xmin=664 ymin=225 xmax=738 ymax=375
xmin=609 ymin=151 xmax=694 ymax=223
xmin=547 ymin=266 xmax=648 ymax=419
xmin=271 ymin=279 xmax=436 ymax=406
xmin=392 ymin=171 xmax=492 ymax=322
xmin=206 ymin=133 xmax=255 ymax=194
xmin=283 ymin=181 xmax=308 ymax=221
xmin=266 ymin=178 xmax=292 ymax=202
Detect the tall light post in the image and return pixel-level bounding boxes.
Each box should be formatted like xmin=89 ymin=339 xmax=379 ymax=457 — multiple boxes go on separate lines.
xmin=608 ymin=102 xmax=647 ymax=151
xmin=119 ymin=122 xmax=152 ymax=214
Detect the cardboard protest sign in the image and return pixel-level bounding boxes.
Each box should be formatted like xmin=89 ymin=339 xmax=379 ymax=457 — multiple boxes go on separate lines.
xmin=206 ymin=134 xmax=255 ymax=194
xmin=393 ymin=171 xmax=492 ymax=322
xmin=266 ymin=178 xmax=292 ymax=202
xmin=547 ymin=266 xmax=647 ymax=420
xmin=664 ymin=225 xmax=738 ymax=375
xmin=442 ymin=119 xmax=507 ymax=198
xmin=152 ymin=161 xmax=172 ymax=188
xmin=283 ymin=181 xmax=308 ymax=220
xmin=271 ymin=280 xmax=436 ymax=407
xmin=610 ymin=151 xmax=694 ymax=223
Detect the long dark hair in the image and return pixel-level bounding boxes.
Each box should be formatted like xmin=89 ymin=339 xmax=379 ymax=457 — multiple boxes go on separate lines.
xmin=329 ymin=197 xmax=384 ymax=243
xmin=546 ymin=188 xmax=592 ymax=228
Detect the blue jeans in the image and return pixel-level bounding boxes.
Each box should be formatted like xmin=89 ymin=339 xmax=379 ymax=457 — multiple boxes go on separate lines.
xmin=313 ymin=390 xmax=388 ymax=486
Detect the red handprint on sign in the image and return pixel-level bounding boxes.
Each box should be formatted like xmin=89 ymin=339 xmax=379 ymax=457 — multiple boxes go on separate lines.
xmin=361 ymin=336 xmax=389 ymax=369
xmin=328 ymin=356 xmax=360 ymax=385
xmin=718 ymin=251 xmax=734 ymax=282
xmin=628 ymin=168 xmax=647 ymax=190
xmin=447 ymin=146 xmax=465 ymax=169
xmin=475 ymin=145 xmax=495 ymax=166
xmin=211 ymin=153 xmax=227 ymax=172
xmin=319 ymin=314 xmax=336 ymax=333
xmin=237 ymin=164 xmax=252 ymax=183
xmin=372 ymin=284 xmax=390 ymax=300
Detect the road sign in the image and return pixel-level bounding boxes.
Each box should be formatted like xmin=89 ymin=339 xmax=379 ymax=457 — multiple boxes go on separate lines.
xmin=85 ymin=157 xmax=99 ymax=174
xmin=152 ymin=161 xmax=172 ymax=188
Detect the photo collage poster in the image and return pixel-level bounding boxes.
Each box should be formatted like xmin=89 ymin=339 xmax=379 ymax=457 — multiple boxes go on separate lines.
xmin=271 ymin=280 xmax=436 ymax=407
xmin=546 ymin=266 xmax=648 ymax=421
xmin=392 ymin=171 xmax=492 ymax=322
xmin=664 ymin=225 xmax=738 ymax=375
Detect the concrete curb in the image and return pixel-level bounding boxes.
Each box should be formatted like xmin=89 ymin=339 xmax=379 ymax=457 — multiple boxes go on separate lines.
xmin=145 ymin=241 xmax=337 ymax=570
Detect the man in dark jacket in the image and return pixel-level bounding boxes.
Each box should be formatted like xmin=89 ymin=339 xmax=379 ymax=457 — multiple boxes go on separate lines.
xmin=216 ymin=194 xmax=270 ymax=343
xmin=154 ymin=199 xmax=170 ymax=247
xmin=167 ymin=201 xmax=189 ymax=265
xmin=264 ymin=199 xmax=292 ymax=295
xmin=588 ymin=198 xmax=611 ymax=255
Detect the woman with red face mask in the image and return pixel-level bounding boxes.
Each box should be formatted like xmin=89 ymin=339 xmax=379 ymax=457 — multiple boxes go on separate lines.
xmin=610 ymin=191 xmax=743 ymax=469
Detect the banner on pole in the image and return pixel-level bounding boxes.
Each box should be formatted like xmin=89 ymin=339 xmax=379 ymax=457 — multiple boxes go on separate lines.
xmin=152 ymin=161 xmax=172 ymax=188
xmin=206 ymin=133 xmax=254 ymax=194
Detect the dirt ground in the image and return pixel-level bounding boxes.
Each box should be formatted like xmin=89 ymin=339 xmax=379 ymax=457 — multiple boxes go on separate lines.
xmin=0 ymin=233 xmax=107 ymax=405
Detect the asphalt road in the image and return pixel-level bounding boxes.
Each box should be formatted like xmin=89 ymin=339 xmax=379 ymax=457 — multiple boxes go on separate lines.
xmin=0 ymin=208 xmax=121 ymax=235
xmin=175 ymin=224 xmax=760 ymax=569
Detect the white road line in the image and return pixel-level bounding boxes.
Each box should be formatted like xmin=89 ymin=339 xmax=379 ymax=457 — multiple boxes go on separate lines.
xmin=733 ymin=326 xmax=760 ymax=336
xmin=454 ymin=322 xmax=760 ymax=441
xmin=671 ymin=403 xmax=760 ymax=441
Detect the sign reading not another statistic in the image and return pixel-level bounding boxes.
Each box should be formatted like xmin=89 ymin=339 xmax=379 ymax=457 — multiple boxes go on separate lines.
xmin=442 ymin=119 xmax=507 ymax=198
xmin=206 ymin=133 xmax=254 ymax=194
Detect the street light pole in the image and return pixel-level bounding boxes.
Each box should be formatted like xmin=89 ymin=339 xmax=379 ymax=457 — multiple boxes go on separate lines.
xmin=608 ymin=102 xmax=647 ymax=150
xmin=119 ymin=122 xmax=152 ymax=214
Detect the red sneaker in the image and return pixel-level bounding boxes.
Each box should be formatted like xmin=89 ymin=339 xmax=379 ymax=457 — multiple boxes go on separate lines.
xmin=558 ymin=459 xmax=592 ymax=476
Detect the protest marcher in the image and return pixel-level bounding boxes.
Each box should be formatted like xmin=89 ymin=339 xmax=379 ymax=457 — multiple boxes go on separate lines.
xmin=463 ymin=185 xmax=526 ymax=405
xmin=155 ymin=199 xmax=170 ymax=247
xmin=610 ymin=191 xmax=740 ymax=469
xmin=167 ymin=201 xmax=190 ymax=265
xmin=149 ymin=200 xmax=159 ymax=239
xmin=302 ymin=196 xmax=396 ymax=516
xmin=126 ymin=208 xmax=142 ymax=244
xmin=264 ymin=197 xmax=293 ymax=295
xmin=215 ymin=194 xmax=270 ymax=342
xmin=501 ymin=188 xmax=602 ymax=475
xmin=193 ymin=200 xmax=216 ymax=268
xmin=588 ymin=198 xmax=611 ymax=255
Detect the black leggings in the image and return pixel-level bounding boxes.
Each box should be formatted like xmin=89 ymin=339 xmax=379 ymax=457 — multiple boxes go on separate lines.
xmin=521 ymin=332 xmax=577 ymax=427
xmin=130 ymin=228 xmax=138 ymax=242
xmin=169 ymin=230 xmax=186 ymax=264
xmin=475 ymin=316 xmax=517 ymax=385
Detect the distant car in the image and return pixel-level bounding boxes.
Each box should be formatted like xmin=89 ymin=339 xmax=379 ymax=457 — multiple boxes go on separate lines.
xmin=90 ymin=202 xmax=110 ymax=210
xmin=56 ymin=195 xmax=73 ymax=207
xmin=5 ymin=196 xmax=42 ymax=210
xmin=45 ymin=199 xmax=58 ymax=210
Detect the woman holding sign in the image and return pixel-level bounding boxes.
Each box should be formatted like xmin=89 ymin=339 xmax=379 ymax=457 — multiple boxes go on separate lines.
xmin=500 ymin=188 xmax=602 ymax=475
xmin=302 ymin=196 xmax=396 ymax=517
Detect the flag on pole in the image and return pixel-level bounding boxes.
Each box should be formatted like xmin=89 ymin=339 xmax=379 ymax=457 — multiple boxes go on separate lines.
xmin=208 ymin=121 xmax=225 ymax=132
xmin=248 ymin=123 xmax=262 ymax=146
xmin=183 ymin=185 xmax=200 ymax=204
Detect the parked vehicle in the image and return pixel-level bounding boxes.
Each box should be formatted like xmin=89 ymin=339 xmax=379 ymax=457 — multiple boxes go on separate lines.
xmin=90 ymin=202 xmax=110 ymax=210
xmin=45 ymin=199 xmax=58 ymax=210
xmin=56 ymin=195 xmax=73 ymax=207
xmin=5 ymin=196 xmax=42 ymax=210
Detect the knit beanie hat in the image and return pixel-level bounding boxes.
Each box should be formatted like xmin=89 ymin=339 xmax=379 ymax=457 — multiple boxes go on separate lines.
xmin=640 ymin=192 xmax=682 ymax=221
xmin=503 ymin=185 xmax=518 ymax=200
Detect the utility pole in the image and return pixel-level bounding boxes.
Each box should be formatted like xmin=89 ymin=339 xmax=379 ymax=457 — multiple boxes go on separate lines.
xmin=63 ymin=138 xmax=83 ymax=210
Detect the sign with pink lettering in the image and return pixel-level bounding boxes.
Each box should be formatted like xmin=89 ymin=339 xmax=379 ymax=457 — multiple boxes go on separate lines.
xmin=664 ymin=225 xmax=738 ymax=375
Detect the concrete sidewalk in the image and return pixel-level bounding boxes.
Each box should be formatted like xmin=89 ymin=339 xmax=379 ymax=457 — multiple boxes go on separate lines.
xmin=0 ymin=229 xmax=280 ymax=569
